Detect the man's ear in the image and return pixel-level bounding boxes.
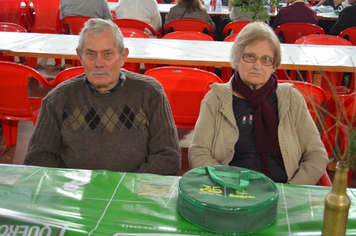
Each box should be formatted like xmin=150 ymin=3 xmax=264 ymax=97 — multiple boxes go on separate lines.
xmin=120 ymin=48 xmax=129 ymax=67
xmin=76 ymin=48 xmax=83 ymax=61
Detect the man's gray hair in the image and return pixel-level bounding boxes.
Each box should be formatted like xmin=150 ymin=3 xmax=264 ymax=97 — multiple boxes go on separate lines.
xmin=77 ymin=18 xmax=125 ymax=54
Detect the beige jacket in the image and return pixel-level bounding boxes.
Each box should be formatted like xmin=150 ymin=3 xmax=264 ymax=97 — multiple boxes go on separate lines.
xmin=189 ymin=80 xmax=328 ymax=185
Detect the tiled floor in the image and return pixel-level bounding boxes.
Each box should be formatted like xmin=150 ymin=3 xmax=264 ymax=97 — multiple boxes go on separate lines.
xmin=0 ymin=60 xmax=355 ymax=188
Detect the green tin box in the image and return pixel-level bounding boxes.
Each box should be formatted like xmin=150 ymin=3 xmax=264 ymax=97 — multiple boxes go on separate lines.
xmin=177 ymin=165 xmax=279 ymax=234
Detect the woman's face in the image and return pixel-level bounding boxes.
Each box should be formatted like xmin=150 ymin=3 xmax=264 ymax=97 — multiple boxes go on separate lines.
xmin=236 ymin=40 xmax=275 ymax=90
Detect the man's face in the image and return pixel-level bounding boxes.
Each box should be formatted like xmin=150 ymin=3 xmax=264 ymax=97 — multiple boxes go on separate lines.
xmin=76 ymin=29 xmax=128 ymax=94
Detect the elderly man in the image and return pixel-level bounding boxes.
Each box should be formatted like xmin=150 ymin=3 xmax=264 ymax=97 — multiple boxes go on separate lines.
xmin=330 ymin=0 xmax=356 ymax=35
xmin=272 ymin=0 xmax=318 ymax=30
xmin=24 ymin=19 xmax=181 ymax=175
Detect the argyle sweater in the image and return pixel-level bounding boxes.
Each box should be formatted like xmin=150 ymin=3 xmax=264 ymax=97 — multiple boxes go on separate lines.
xmin=24 ymin=70 xmax=181 ymax=175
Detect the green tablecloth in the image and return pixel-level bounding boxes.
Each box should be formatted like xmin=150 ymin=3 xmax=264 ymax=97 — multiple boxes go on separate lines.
xmin=0 ymin=164 xmax=355 ymax=235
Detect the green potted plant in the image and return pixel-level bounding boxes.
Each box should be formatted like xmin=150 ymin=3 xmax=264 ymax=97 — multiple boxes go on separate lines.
xmin=232 ymin=0 xmax=283 ymax=22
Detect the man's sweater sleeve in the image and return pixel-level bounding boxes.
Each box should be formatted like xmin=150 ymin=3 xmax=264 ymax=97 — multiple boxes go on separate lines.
xmin=24 ymin=97 xmax=63 ymax=167
xmin=134 ymin=91 xmax=181 ymax=175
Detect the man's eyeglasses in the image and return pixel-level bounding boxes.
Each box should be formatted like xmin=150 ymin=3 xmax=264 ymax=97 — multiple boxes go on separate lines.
xmin=242 ymin=53 xmax=275 ymax=66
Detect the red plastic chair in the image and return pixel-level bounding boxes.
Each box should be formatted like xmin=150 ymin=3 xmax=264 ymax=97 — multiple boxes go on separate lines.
xmin=26 ymin=0 xmax=61 ymax=33
xmin=162 ymin=31 xmax=215 ymax=73
xmin=162 ymin=31 xmax=214 ymax=41
xmin=50 ymin=66 xmax=85 ymax=87
xmin=319 ymin=171 xmax=333 ymax=186
xmin=0 ymin=22 xmax=27 ymax=32
xmin=0 ymin=22 xmax=27 ymax=62
xmin=120 ymin=28 xmax=150 ymax=73
xmin=338 ymin=27 xmax=356 ymax=46
xmin=295 ymin=34 xmax=353 ymax=100
xmin=164 ymin=19 xmax=214 ymax=38
xmin=220 ymin=33 xmax=239 ymax=83
xmin=295 ymin=34 xmax=352 ymax=45
xmin=61 ymin=16 xmax=91 ymax=35
xmin=275 ymin=23 xmax=325 ymax=44
xmin=339 ymin=27 xmax=356 ymax=92
xmin=120 ymin=28 xmax=150 ymax=38
xmin=0 ymin=0 xmax=26 ymax=29
xmin=144 ymin=66 xmax=223 ymax=129
xmin=343 ymin=92 xmax=356 ymax=127
xmin=278 ymin=80 xmax=332 ymax=186
xmin=113 ymin=19 xmax=162 ymax=38
xmin=25 ymin=0 xmax=62 ymax=68
xmin=0 ymin=61 xmax=51 ymax=147
xmin=278 ymin=80 xmax=328 ymax=121
xmin=275 ymin=23 xmax=325 ymax=80
xmin=61 ymin=16 xmax=92 ymax=66
xmin=223 ymin=33 xmax=237 ymax=42
xmin=223 ymin=21 xmax=250 ymax=38
xmin=321 ymin=95 xmax=352 ymax=187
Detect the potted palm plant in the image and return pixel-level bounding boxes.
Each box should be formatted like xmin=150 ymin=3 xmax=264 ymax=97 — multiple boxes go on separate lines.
xmin=232 ymin=0 xmax=282 ymax=22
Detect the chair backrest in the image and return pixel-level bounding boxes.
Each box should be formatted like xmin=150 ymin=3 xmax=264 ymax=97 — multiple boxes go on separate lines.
xmin=164 ymin=19 xmax=214 ymax=38
xmin=61 ymin=16 xmax=92 ymax=35
xmin=275 ymin=23 xmax=325 ymax=44
xmin=51 ymin=66 xmax=85 ymax=86
xmin=162 ymin=31 xmax=214 ymax=41
xmin=343 ymin=92 xmax=356 ymax=126
xmin=0 ymin=0 xmax=24 ymax=26
xmin=120 ymin=28 xmax=149 ymax=73
xmin=0 ymin=22 xmax=27 ymax=32
xmin=295 ymin=34 xmax=352 ymax=46
xmin=0 ymin=61 xmax=49 ymax=117
xmin=26 ymin=0 xmax=61 ymax=34
xmin=0 ymin=22 xmax=27 ymax=62
xmin=278 ymin=80 xmax=328 ymax=120
xmin=294 ymin=34 xmax=352 ymax=97
xmin=144 ymin=66 xmax=223 ymax=129
xmin=338 ymin=27 xmax=356 ymax=46
xmin=223 ymin=21 xmax=250 ymax=37
xmin=120 ymin=28 xmax=150 ymax=38
xmin=223 ymin=33 xmax=237 ymax=42
xmin=113 ymin=19 xmax=161 ymax=38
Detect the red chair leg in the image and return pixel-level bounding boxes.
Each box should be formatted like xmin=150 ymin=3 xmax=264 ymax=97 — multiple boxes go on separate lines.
xmin=55 ymin=59 xmax=62 ymax=65
xmin=320 ymin=170 xmax=333 ymax=187
xmin=1 ymin=119 xmax=19 ymax=147
xmin=221 ymin=67 xmax=233 ymax=83
xmin=26 ymin=57 xmax=37 ymax=69
xmin=347 ymin=168 xmax=353 ymax=187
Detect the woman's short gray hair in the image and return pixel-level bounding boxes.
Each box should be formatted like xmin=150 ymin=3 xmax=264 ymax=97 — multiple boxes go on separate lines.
xmin=77 ymin=18 xmax=125 ymax=54
xmin=229 ymin=21 xmax=281 ymax=70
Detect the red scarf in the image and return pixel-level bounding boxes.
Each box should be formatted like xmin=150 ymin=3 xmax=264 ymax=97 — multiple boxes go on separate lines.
xmin=232 ymin=71 xmax=284 ymax=176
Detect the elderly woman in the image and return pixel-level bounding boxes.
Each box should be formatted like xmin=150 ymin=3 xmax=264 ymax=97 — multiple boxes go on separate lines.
xmin=188 ymin=22 xmax=328 ymax=185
